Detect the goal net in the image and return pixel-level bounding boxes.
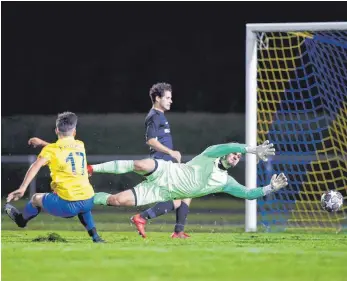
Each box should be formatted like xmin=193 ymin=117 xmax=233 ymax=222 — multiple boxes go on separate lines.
xmin=254 ymin=26 xmax=347 ymax=231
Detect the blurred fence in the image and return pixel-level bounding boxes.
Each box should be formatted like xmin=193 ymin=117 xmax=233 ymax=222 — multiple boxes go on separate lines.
xmin=1 ymin=113 xmax=246 ymax=155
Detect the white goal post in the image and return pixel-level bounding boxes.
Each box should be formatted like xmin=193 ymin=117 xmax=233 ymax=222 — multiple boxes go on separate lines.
xmin=245 ymin=21 xmax=347 ymax=232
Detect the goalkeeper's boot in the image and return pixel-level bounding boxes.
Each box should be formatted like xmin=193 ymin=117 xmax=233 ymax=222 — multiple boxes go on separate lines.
xmin=130 ymin=214 xmax=147 ymax=238
xmin=171 ymin=231 xmax=191 ymax=239
xmin=87 ymin=165 xmax=93 ymax=177
xmin=4 ymin=203 xmax=27 ymax=228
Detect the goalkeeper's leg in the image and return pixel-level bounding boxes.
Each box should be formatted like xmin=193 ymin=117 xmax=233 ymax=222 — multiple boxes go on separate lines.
xmin=94 ymin=174 xmax=170 ymax=207
xmin=88 ymin=159 xmax=157 ymax=176
xmin=93 ymin=187 xmax=157 ymax=239
xmin=94 ymin=179 xmax=172 ymax=238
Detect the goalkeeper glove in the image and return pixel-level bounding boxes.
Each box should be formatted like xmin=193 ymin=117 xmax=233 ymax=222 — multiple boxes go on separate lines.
xmin=246 ymin=140 xmax=275 ymax=162
xmin=263 ymin=173 xmax=288 ymax=195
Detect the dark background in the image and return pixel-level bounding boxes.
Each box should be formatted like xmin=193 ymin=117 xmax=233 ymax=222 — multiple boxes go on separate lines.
xmin=2 ymin=2 xmax=346 ymax=116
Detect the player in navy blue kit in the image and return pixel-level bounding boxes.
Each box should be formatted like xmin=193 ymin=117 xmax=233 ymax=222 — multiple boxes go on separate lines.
xmin=134 ymin=82 xmax=191 ymax=238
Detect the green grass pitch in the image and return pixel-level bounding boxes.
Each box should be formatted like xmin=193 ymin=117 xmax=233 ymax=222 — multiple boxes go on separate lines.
xmin=2 ymin=230 xmax=347 ymax=281
xmin=2 ymin=199 xmax=347 ymax=281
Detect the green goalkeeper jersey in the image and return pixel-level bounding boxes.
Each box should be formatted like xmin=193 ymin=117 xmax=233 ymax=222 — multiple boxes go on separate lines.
xmin=161 ymin=143 xmax=248 ymax=199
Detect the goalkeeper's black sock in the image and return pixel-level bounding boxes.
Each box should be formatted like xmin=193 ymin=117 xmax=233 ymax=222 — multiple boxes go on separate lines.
xmin=140 ymin=201 xmax=175 ymax=220
xmin=174 ymin=202 xmax=189 ymax=233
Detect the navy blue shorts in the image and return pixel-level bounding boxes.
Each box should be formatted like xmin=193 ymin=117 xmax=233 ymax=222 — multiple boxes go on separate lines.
xmin=42 ymin=193 xmax=94 ymax=218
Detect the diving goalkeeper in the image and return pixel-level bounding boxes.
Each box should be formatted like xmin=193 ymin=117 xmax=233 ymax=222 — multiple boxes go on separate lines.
xmin=90 ymin=141 xmax=288 ymax=237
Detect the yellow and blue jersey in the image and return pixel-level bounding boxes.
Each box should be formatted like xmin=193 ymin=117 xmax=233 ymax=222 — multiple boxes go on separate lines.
xmin=38 ymin=137 xmax=94 ymax=201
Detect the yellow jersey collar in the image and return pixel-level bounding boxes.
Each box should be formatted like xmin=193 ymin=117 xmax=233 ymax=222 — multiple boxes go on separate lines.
xmin=57 ymin=136 xmax=75 ymax=143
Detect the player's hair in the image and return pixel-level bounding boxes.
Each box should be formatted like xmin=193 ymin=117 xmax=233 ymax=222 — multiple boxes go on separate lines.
xmin=149 ymin=82 xmax=172 ymax=104
xmin=56 ymin=112 xmax=78 ymax=136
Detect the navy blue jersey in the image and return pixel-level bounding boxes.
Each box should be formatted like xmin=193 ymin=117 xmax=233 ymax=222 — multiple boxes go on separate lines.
xmin=145 ymin=109 xmax=174 ymax=161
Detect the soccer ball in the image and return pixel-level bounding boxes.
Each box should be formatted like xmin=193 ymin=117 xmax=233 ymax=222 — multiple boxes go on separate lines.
xmin=321 ymin=190 xmax=343 ymax=212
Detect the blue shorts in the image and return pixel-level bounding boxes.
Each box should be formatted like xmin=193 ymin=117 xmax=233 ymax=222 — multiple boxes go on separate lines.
xmin=42 ymin=193 xmax=94 ymax=218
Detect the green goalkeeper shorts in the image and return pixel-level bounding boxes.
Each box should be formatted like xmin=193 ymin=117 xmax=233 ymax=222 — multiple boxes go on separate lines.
xmin=132 ymin=160 xmax=172 ymax=206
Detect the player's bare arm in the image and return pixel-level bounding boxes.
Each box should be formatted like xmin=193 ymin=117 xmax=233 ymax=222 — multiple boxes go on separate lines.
xmin=147 ymin=138 xmax=181 ymax=163
xmin=28 ymin=137 xmax=50 ymax=148
xmin=7 ymin=156 xmax=48 ymax=202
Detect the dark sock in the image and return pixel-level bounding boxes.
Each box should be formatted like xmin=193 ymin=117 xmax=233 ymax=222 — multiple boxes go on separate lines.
xmin=78 ymin=212 xmax=100 ymax=241
xmin=175 ymin=202 xmax=189 ymax=233
xmin=22 ymin=201 xmax=41 ymax=222
xmin=87 ymin=227 xmax=99 ymax=239
xmin=140 ymin=201 xmax=175 ymax=220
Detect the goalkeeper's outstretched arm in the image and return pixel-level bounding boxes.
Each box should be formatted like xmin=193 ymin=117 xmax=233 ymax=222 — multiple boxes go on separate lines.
xmin=203 ymin=140 xmax=275 ymax=161
xmin=202 ymin=143 xmax=247 ymax=158
xmin=222 ymin=174 xmax=288 ymax=200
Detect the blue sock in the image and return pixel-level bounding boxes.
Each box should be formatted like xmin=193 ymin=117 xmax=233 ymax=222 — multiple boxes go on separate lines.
xmin=175 ymin=202 xmax=189 ymax=233
xmin=78 ymin=212 xmax=99 ymax=240
xmin=140 ymin=201 xmax=175 ymax=220
xmin=22 ymin=201 xmax=41 ymax=221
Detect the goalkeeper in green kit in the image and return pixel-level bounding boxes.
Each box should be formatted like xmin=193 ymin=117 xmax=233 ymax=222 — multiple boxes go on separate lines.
xmin=89 ymin=140 xmax=288 ymax=238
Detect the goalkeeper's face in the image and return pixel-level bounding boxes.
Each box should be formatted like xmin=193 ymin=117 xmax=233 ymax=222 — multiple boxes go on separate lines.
xmin=226 ymin=153 xmax=241 ymax=167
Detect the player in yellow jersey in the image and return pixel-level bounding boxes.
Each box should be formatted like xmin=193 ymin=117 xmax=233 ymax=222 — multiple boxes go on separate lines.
xmin=5 ymin=112 xmax=104 ymax=243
